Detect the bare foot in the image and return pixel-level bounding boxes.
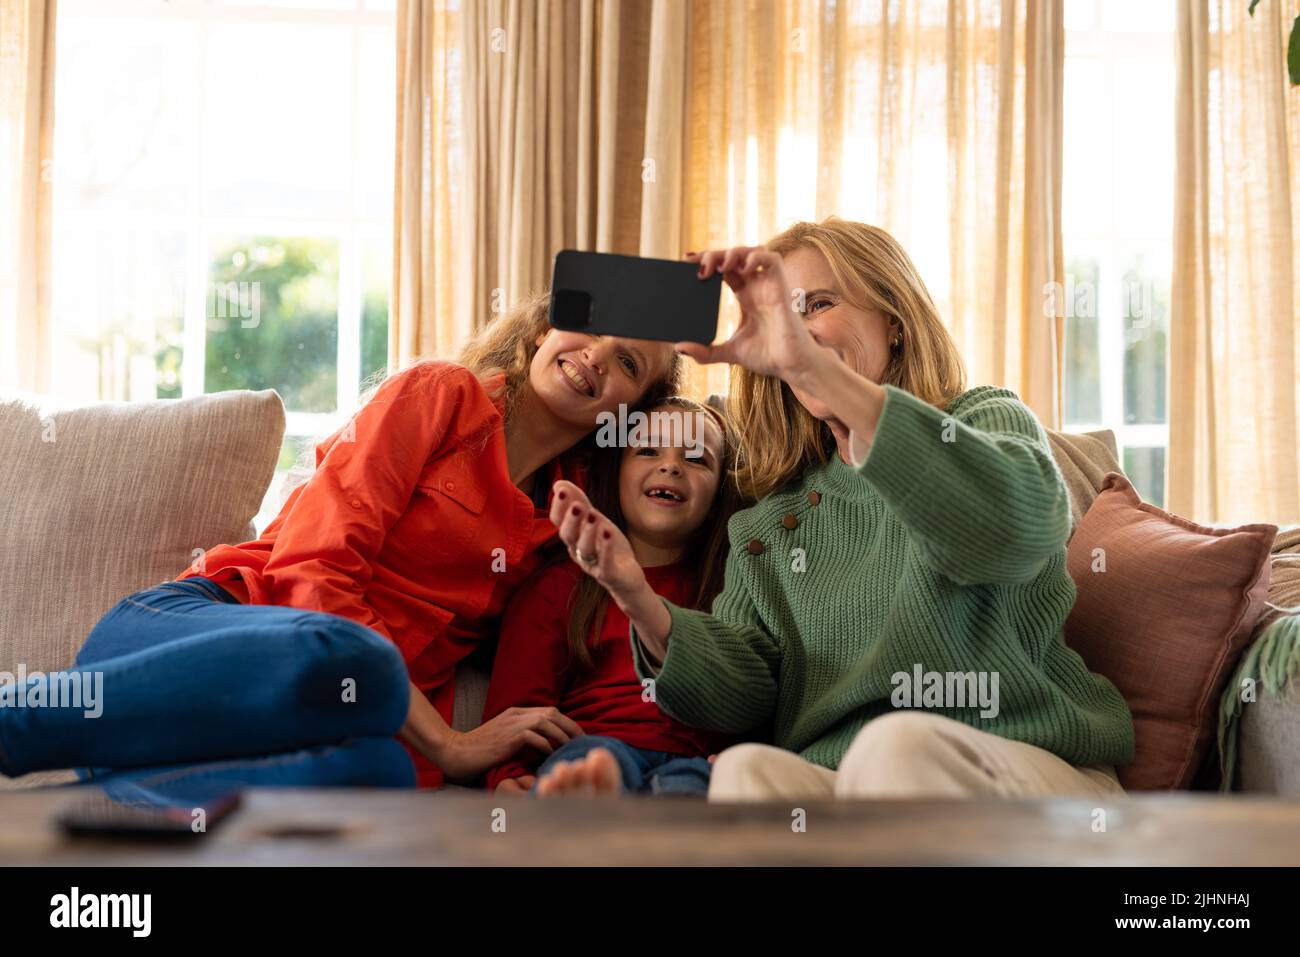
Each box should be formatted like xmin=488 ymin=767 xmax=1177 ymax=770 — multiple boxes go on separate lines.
xmin=536 ymin=748 xmax=623 ymax=797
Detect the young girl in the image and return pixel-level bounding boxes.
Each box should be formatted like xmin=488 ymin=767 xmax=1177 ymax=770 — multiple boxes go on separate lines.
xmin=483 ymin=396 xmax=738 ymax=797
xmin=0 ymin=293 xmax=681 ymax=799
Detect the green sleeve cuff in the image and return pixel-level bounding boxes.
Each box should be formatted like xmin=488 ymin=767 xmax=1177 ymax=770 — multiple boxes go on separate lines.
xmin=628 ymin=599 xmax=673 ymax=680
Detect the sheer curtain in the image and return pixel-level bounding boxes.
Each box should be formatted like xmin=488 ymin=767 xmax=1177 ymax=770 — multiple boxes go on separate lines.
xmin=1170 ymin=0 xmax=1299 ymax=524
xmin=392 ymin=0 xmax=687 ymax=367
xmin=393 ymin=0 xmax=1064 ymax=417
xmin=0 ymin=0 xmax=56 ymax=394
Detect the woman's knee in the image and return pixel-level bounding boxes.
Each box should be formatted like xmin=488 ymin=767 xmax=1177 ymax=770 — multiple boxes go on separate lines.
xmin=836 ymin=712 xmax=982 ymax=797
xmin=289 ymin=614 xmax=410 ymax=732
xmin=339 ymin=737 xmax=417 ymax=788
xmin=709 ymin=743 xmax=831 ymax=801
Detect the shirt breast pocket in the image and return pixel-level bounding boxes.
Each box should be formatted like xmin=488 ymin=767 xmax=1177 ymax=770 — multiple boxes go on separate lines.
xmin=411 ymin=469 xmax=491 ymax=563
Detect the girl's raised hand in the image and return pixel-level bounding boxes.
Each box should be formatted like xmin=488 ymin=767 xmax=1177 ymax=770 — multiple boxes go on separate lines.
xmin=549 ymin=480 xmax=646 ymax=604
xmin=679 ymin=247 xmax=824 ymax=384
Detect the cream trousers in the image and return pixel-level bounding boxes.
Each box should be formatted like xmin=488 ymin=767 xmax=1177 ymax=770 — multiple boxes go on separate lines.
xmin=709 ymin=712 xmax=1125 ymax=801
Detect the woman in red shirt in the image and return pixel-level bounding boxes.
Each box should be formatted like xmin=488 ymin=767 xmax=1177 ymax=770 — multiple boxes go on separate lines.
xmin=483 ymin=396 xmax=738 ymax=797
xmin=0 ymin=294 xmax=679 ymax=797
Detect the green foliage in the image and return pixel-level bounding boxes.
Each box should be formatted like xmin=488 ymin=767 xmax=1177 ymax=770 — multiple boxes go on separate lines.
xmin=361 ymin=279 xmax=389 ymax=386
xmin=1121 ymin=264 xmax=1168 ymax=426
xmin=1248 ymin=2 xmax=1300 ymax=85
xmin=205 ymin=237 xmax=339 ymax=412
xmin=1063 ymin=258 xmax=1101 ymax=425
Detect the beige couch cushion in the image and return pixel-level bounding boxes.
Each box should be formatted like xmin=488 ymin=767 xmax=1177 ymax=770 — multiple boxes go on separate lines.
xmin=0 ymin=389 xmax=284 ymax=674
xmin=1045 ymin=428 xmax=1121 ymax=531
xmin=0 ymin=389 xmax=283 ymax=790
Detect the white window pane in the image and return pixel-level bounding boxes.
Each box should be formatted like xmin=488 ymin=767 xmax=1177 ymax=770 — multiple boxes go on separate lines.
xmin=53 ymin=16 xmax=199 ymax=217
xmin=1103 ymin=0 xmax=1174 ymax=34
xmin=215 ymin=0 xmax=360 ymax=10
xmin=1112 ymin=56 xmax=1175 ymax=240
xmin=1063 ymin=56 xmax=1107 ymax=240
xmin=1065 ymin=0 xmax=1099 ymax=32
xmin=358 ymin=25 xmax=396 ymax=219
xmin=51 ymin=226 xmax=187 ymax=403
xmin=203 ymin=23 xmax=354 ymax=219
xmin=1122 ymin=445 xmax=1166 ymax=507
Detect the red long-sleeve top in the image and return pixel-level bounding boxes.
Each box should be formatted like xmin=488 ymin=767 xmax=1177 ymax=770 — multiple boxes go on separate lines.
xmin=483 ymin=560 xmax=734 ymax=791
xmin=175 ymin=360 xmax=580 ymax=788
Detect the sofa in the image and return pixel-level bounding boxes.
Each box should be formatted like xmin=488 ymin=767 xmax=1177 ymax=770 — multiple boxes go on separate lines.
xmin=2 ymin=387 xmax=1296 ymax=795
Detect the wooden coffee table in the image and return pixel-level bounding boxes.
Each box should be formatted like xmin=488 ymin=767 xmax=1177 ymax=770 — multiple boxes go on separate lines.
xmin=2 ymin=787 xmax=1298 ymax=866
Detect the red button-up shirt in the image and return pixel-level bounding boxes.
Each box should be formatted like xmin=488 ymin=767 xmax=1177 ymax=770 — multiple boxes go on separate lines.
xmin=176 ymin=360 xmax=578 ymax=787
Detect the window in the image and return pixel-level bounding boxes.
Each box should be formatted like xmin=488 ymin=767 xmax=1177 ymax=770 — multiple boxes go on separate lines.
xmin=1062 ymin=0 xmax=1175 ymax=506
xmin=51 ymin=0 xmax=395 ymax=530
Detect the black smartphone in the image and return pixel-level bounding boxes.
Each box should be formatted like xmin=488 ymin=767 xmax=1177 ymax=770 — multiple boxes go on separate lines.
xmin=549 ymin=250 xmax=721 ymax=344
xmin=56 ymin=791 xmax=241 ymax=841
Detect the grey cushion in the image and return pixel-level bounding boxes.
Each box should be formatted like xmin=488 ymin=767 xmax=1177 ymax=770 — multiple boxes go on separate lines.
xmin=1238 ymin=681 xmax=1300 ymax=795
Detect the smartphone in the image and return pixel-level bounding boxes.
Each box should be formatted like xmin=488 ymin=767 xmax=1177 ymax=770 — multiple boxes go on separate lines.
xmin=549 ymin=250 xmax=721 ymax=344
xmin=56 ymin=791 xmax=241 ymax=840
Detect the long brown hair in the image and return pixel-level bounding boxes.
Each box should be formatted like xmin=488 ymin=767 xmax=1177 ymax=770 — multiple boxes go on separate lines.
xmin=562 ymin=397 xmax=739 ymax=673
xmin=730 ymin=218 xmax=967 ymax=500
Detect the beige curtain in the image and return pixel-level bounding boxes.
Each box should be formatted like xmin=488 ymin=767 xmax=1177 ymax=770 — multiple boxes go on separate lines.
xmin=394 ymin=0 xmax=1063 ymax=414
xmin=1170 ymin=0 xmax=1299 ymax=525
xmin=392 ymin=0 xmax=688 ymax=367
xmin=680 ymin=0 xmax=1064 ymax=410
xmin=0 ymin=0 xmax=56 ymax=394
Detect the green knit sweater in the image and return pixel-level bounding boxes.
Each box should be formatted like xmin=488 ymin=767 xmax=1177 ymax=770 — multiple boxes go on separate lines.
xmin=630 ymin=383 xmax=1135 ymax=770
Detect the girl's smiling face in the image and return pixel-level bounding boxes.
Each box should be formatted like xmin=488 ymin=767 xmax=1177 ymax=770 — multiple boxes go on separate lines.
xmin=530 ymin=329 xmax=675 ymax=429
xmin=618 ymin=407 xmax=725 ymax=557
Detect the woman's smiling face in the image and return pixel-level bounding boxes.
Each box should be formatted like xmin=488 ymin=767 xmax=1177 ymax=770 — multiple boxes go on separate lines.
xmin=782 ymin=246 xmax=894 ymax=421
xmin=529 ymin=329 xmax=675 ymax=428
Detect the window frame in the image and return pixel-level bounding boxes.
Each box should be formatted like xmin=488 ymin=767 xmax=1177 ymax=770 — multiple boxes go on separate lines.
xmin=55 ymin=0 xmax=394 ymax=441
xmin=1062 ymin=12 xmax=1175 ymax=500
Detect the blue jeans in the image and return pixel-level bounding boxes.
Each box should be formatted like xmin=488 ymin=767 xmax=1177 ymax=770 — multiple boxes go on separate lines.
xmin=0 ymin=578 xmax=416 ymax=805
xmin=531 ymin=735 xmax=713 ymax=796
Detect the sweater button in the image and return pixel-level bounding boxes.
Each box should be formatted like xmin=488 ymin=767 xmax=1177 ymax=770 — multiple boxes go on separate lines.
xmin=350 ymin=498 xmax=362 ymax=509
xmin=781 ymin=514 xmax=798 ymax=530
xmin=746 ymin=538 xmax=765 ymax=555
xmin=444 ymin=481 xmax=455 ymax=492
xmin=807 ymin=490 xmax=821 ymax=505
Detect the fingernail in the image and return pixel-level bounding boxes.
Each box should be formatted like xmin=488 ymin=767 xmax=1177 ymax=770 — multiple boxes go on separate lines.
xmin=557 ymin=490 xmax=566 ymax=500
xmin=571 ymin=506 xmax=581 ymax=516
xmin=587 ymin=514 xmax=596 ymax=523
xmin=602 ymin=530 xmax=611 ymax=539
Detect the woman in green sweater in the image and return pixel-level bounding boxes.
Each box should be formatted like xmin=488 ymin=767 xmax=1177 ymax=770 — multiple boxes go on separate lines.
xmin=546 ymin=217 xmax=1134 ymax=800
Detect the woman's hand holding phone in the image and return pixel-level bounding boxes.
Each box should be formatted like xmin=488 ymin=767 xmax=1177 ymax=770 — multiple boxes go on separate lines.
xmin=676 ymin=247 xmax=827 ymax=389
xmin=549 ymin=480 xmax=673 ymax=659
